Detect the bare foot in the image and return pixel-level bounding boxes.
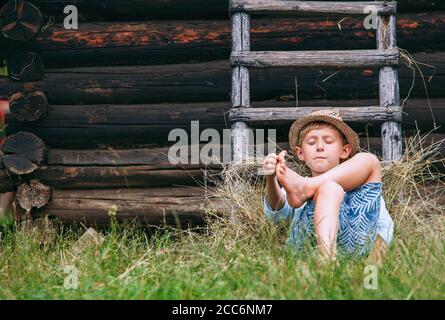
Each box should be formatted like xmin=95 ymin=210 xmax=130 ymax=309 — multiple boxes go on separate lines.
xmin=276 ymin=161 xmax=314 ymax=208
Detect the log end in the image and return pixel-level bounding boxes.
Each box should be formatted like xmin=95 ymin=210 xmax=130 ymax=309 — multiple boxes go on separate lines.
xmin=7 ymin=52 xmax=45 ymax=82
xmin=9 ymin=91 xmax=48 ymax=122
xmin=0 ymin=0 xmax=44 ymax=41
xmin=17 ymin=179 xmax=52 ymax=211
xmin=1 ymin=131 xmax=46 ymax=174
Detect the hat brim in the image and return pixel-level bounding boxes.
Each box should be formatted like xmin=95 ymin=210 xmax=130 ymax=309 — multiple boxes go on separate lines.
xmin=289 ymin=114 xmax=360 ymax=156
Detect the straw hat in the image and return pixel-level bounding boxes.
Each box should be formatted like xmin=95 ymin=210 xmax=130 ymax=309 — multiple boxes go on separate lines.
xmin=288 ymin=109 xmax=360 ymax=156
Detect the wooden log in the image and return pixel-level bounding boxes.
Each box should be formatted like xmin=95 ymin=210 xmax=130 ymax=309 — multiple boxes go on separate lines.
xmin=6 ymin=51 xmax=44 ymax=81
xmin=0 ymin=51 xmax=442 ymax=104
xmin=30 ymin=187 xmax=229 ymax=228
xmin=16 ymin=179 xmax=51 ymax=211
xmin=22 ymin=0 xmax=445 ymax=23
xmin=4 ymin=98 xmax=444 ymax=148
xmin=28 ymin=0 xmax=230 ymax=21
xmin=9 ymin=91 xmax=48 ymax=121
xmin=231 ymin=49 xmax=399 ymax=69
xmin=229 ymin=0 xmax=397 ymax=15
xmin=0 ymin=131 xmax=46 ymax=175
xmin=0 ymin=0 xmax=43 ymax=41
xmin=2 ymin=13 xmax=443 ymax=68
xmin=0 ymin=144 xmax=224 ymax=191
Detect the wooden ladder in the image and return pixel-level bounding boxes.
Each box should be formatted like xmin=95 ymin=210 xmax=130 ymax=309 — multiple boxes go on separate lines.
xmin=229 ymin=0 xmax=402 ymax=165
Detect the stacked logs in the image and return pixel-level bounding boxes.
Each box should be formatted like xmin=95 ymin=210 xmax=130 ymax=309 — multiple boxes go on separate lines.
xmin=0 ymin=0 xmax=444 ymax=226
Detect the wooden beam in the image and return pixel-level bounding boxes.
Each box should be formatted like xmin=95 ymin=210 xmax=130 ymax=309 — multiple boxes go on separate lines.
xmin=231 ymin=49 xmax=399 ymax=69
xmin=229 ymin=1 xmax=397 ymax=15
xmin=230 ymin=105 xmax=402 ymax=124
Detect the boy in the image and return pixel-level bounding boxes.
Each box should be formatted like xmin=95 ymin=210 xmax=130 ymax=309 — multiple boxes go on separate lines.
xmin=262 ymin=109 xmax=393 ymax=262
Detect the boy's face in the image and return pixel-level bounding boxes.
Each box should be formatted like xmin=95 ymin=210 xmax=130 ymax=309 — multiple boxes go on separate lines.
xmin=293 ymin=126 xmax=352 ymax=176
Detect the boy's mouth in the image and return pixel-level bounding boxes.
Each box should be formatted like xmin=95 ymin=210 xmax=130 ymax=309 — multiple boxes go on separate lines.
xmin=313 ymin=156 xmax=326 ymax=160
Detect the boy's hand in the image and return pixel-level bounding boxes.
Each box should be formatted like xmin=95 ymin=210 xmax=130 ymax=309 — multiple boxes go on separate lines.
xmin=262 ymin=151 xmax=287 ymax=176
xmin=262 ymin=153 xmax=278 ymax=176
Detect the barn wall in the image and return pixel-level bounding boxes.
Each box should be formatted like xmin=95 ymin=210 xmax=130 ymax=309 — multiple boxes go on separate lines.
xmin=1 ymin=0 xmax=443 ymax=226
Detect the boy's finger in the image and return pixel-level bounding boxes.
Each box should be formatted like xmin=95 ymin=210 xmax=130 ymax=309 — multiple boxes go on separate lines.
xmin=278 ymin=150 xmax=287 ymax=161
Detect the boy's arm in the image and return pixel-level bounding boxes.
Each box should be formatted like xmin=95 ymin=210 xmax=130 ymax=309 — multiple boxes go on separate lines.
xmin=266 ymin=175 xmax=285 ymax=211
xmin=263 ymin=152 xmax=294 ymax=223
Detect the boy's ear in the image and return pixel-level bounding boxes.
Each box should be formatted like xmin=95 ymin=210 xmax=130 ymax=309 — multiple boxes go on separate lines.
xmin=340 ymin=143 xmax=353 ymax=160
xmin=294 ymin=146 xmax=305 ymax=161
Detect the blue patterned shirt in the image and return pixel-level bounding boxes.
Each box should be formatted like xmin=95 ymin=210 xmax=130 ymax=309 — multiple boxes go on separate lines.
xmin=264 ymin=187 xmax=394 ymax=245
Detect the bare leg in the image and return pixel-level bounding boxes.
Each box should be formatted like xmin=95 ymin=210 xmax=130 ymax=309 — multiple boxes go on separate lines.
xmin=277 ymin=152 xmax=381 ymax=208
xmin=366 ymin=235 xmax=387 ymax=266
xmin=313 ymin=181 xmax=344 ymax=261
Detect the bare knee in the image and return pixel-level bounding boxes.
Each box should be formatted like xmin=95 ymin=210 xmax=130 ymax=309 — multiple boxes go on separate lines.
xmin=354 ymin=152 xmax=380 ymax=169
xmin=314 ymin=181 xmax=344 ymax=202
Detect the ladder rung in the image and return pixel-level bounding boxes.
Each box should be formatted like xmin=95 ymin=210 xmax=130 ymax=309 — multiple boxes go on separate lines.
xmin=229 ymin=1 xmax=397 ymax=15
xmin=231 ymin=49 xmax=399 ymax=68
xmin=230 ymin=106 xmax=402 ymax=124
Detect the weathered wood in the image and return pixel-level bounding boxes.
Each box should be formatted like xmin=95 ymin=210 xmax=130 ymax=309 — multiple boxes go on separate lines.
xmin=20 ymin=0 xmax=445 ymax=23
xmin=0 ymin=131 xmax=46 ymax=175
xmin=6 ymin=51 xmax=44 ymax=81
xmin=229 ymin=0 xmax=397 ymax=15
xmin=0 ymin=0 xmax=43 ymax=41
xmin=16 ymin=179 xmax=51 ymax=211
xmin=230 ymin=105 xmax=402 ymax=124
xmin=1 ymin=13 xmax=443 ymax=68
xmin=9 ymin=91 xmax=48 ymax=121
xmin=231 ymin=49 xmax=399 ymax=69
xmin=0 ymin=144 xmax=224 ymax=191
xmin=0 ymin=51 xmax=443 ymax=104
xmin=45 ymin=146 xmax=224 ymax=167
xmin=27 ymin=0 xmax=230 ymax=21
xmin=30 ymin=187 xmax=229 ymax=228
xmin=231 ymin=11 xmax=251 ymax=165
xmin=4 ymin=98 xmax=444 ymax=148
xmin=378 ymin=15 xmax=402 ymax=161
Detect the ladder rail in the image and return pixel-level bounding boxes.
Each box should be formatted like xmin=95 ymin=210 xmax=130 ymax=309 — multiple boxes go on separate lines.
xmin=230 ymin=105 xmax=403 ymax=124
xmin=229 ymin=0 xmax=397 ymax=15
xmin=231 ymin=49 xmax=399 ymax=69
xmin=377 ymin=14 xmax=402 ymax=161
xmin=231 ymin=12 xmax=251 ymax=165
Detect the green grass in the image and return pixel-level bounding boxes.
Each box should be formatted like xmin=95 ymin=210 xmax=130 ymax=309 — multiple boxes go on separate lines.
xmin=0 ymin=212 xmax=444 ymax=300
xmin=0 ymin=132 xmax=444 ymax=299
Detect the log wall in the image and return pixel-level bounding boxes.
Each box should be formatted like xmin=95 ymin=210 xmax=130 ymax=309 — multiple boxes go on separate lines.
xmin=1 ymin=0 xmax=443 ymax=227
